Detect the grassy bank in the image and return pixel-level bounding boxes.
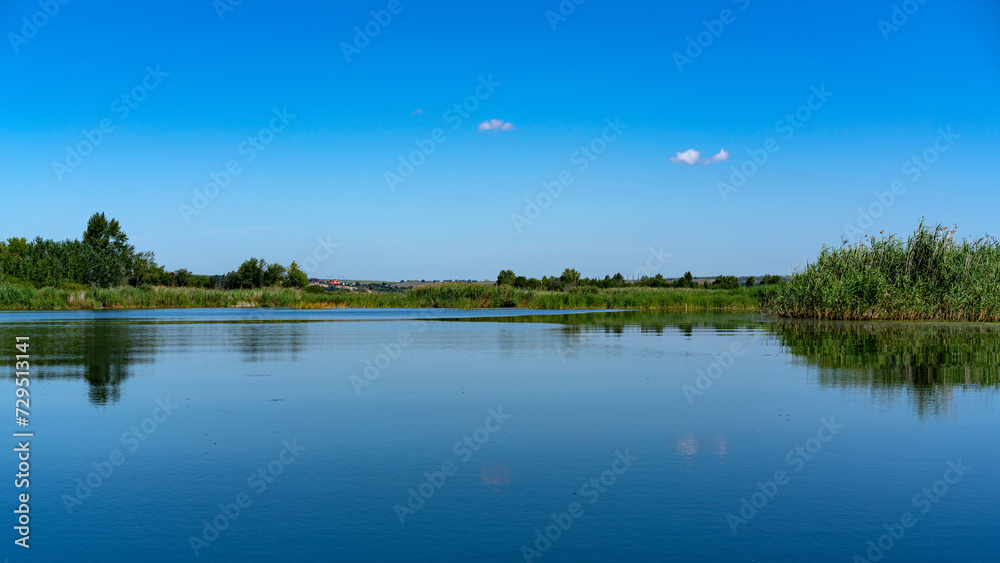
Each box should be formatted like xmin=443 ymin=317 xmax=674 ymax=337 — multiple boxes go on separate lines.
xmin=0 ymin=283 xmax=769 ymax=311
xmin=403 ymin=284 xmax=769 ymax=309
xmin=768 ymin=222 xmax=1000 ymax=321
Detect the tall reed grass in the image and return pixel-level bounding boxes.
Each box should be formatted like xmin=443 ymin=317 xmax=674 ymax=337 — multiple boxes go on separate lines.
xmin=769 ymin=222 xmax=1000 ymax=321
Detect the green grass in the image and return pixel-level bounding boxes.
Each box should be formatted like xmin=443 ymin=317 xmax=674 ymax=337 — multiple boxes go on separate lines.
xmin=300 ymin=284 xmax=765 ymax=310
xmin=768 ymin=222 xmax=1000 ymax=321
xmin=0 ymin=283 xmax=766 ymax=311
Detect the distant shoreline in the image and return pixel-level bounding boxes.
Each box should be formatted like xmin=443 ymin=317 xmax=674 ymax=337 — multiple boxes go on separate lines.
xmin=0 ymin=284 xmax=763 ymax=312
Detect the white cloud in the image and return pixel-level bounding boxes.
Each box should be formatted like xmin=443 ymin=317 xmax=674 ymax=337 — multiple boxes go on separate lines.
xmin=669 ymin=148 xmax=730 ymax=165
xmin=479 ymin=119 xmax=515 ymax=131
xmin=669 ymin=149 xmax=701 ymax=165
xmin=702 ymin=149 xmax=729 ymax=164
xmin=411 ymin=108 xmax=424 ymax=116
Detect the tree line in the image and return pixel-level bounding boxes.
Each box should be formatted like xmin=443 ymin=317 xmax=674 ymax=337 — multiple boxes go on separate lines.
xmin=496 ymin=269 xmax=784 ymax=291
xmin=0 ymin=213 xmax=309 ymax=290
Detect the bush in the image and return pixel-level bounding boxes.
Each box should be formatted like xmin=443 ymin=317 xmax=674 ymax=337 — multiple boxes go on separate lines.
xmin=712 ymin=276 xmax=740 ymax=290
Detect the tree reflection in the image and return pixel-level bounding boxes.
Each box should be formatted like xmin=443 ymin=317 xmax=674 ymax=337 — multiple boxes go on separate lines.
xmin=464 ymin=311 xmax=1000 ymax=417
xmin=80 ymin=323 xmax=149 ymax=404
xmin=766 ymin=319 xmax=1000 ymax=418
xmin=2 ymin=312 xmax=997 ymax=415
xmin=0 ymin=322 xmax=156 ymax=406
xmin=0 ymin=319 xmax=306 ymax=406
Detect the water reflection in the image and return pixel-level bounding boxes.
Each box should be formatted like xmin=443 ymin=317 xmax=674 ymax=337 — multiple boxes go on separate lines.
xmin=479 ymin=462 xmax=512 ymax=492
xmin=473 ymin=311 xmax=1000 ymax=417
xmin=2 ymin=312 xmax=997 ymax=413
xmin=223 ymin=322 xmax=307 ymax=363
xmin=465 ymin=310 xmax=758 ymax=336
xmin=0 ymin=320 xmax=308 ymax=405
xmin=78 ymin=323 xmax=151 ymax=404
xmin=674 ymin=435 xmax=730 ymax=465
xmin=767 ymin=319 xmax=1000 ymax=418
xmin=0 ymin=322 xmax=158 ymax=405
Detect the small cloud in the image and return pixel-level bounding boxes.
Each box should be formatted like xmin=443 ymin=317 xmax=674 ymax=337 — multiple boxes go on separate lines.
xmin=669 ymin=149 xmax=701 ymax=165
xmin=479 ymin=119 xmax=515 ymax=131
xmin=702 ymin=149 xmax=729 ymax=164
xmin=670 ymin=148 xmax=730 ymax=165
xmin=411 ymin=108 xmax=424 ymax=116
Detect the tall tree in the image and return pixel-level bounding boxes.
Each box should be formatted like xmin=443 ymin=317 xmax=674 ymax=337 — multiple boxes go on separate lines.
xmin=286 ymin=261 xmax=308 ymax=288
xmin=82 ymin=212 xmax=137 ymax=287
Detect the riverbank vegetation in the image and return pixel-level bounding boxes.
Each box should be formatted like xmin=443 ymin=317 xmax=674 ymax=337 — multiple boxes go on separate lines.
xmin=0 ymin=213 xmax=310 ymax=291
xmin=496 ymin=268 xmax=783 ymax=290
xmin=768 ymin=222 xmax=1000 ymax=321
xmin=0 ymin=283 xmax=773 ymax=311
xmin=4 ymin=215 xmax=995 ymax=320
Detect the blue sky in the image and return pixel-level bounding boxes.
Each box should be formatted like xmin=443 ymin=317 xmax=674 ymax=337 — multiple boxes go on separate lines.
xmin=2 ymin=0 xmax=998 ymax=280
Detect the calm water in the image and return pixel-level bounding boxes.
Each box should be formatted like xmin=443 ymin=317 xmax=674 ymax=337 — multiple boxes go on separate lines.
xmin=2 ymin=309 xmax=998 ymax=562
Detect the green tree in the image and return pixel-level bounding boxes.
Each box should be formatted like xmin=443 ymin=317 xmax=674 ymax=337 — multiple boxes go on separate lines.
xmin=83 ymin=212 xmax=125 ymax=252
xmin=497 ymin=269 xmax=516 ymax=286
xmin=559 ymin=268 xmax=581 ymax=287
xmin=237 ymin=258 xmax=265 ymax=288
xmin=147 ymin=263 xmax=170 ymax=285
xmin=82 ymin=213 xmax=137 ymax=287
xmin=0 ymin=237 xmax=29 ymax=283
xmin=712 ymin=275 xmax=740 ymax=290
xmin=286 ymin=261 xmax=308 ymax=288
xmin=262 ymin=263 xmax=287 ymax=287
xmin=172 ymin=268 xmax=192 ymax=287
xmin=745 ymin=276 xmax=756 ymax=287
xmin=128 ymin=251 xmax=158 ymax=287
xmin=673 ymin=271 xmax=696 ymax=288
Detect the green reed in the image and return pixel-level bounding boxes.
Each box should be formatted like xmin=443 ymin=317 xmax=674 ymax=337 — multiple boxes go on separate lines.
xmin=769 ymin=222 xmax=1000 ymax=321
